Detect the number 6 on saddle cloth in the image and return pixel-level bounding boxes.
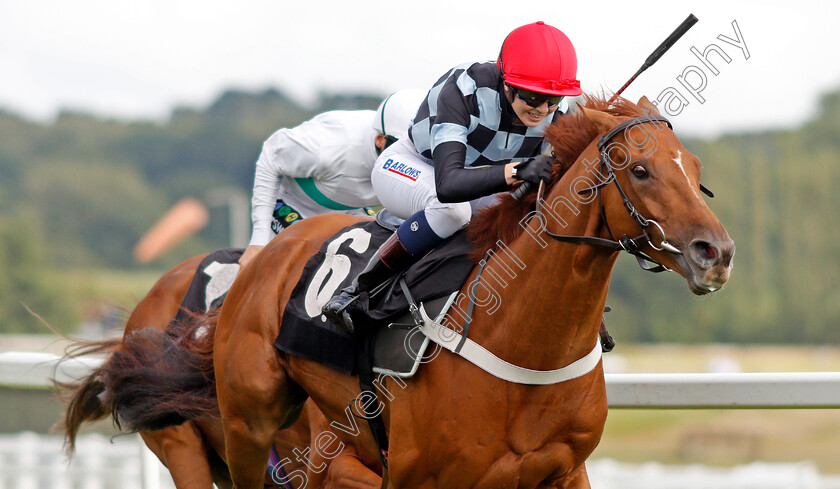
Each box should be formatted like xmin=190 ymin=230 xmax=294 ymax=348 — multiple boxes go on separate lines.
xmin=274 ymin=213 xmax=475 ymax=376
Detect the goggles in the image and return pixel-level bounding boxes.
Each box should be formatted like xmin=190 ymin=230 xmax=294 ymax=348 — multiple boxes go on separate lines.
xmin=512 ymin=87 xmax=565 ymax=108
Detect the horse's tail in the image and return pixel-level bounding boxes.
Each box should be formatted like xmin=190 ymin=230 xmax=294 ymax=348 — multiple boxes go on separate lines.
xmin=102 ymin=311 xmax=220 ymax=433
xmin=54 ymin=337 xmax=122 ymax=457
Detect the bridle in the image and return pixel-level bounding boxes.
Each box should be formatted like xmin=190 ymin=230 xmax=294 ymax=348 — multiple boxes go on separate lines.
xmin=539 ymin=114 xmax=714 ymax=273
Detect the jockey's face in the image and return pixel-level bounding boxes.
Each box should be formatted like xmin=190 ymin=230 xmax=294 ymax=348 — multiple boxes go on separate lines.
xmin=375 ymin=133 xmax=388 ymax=155
xmin=506 ymin=85 xmax=557 ymax=128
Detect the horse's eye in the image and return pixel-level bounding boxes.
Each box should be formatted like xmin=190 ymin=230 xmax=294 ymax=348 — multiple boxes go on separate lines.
xmin=631 ymin=165 xmax=649 ymax=179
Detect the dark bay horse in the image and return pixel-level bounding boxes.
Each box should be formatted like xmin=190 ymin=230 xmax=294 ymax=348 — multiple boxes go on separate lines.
xmin=108 ymin=95 xmax=733 ymax=488
xmin=58 ymin=254 xmax=380 ymax=489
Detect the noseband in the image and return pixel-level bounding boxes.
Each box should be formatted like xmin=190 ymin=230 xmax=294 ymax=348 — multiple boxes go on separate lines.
xmin=542 ymin=114 xmax=713 ymax=273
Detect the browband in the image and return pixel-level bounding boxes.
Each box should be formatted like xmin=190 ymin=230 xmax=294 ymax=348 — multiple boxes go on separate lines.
xmin=597 ymin=114 xmax=673 ymax=152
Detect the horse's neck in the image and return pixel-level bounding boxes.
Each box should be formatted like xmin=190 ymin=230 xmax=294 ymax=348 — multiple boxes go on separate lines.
xmin=463 ymin=149 xmax=618 ymax=370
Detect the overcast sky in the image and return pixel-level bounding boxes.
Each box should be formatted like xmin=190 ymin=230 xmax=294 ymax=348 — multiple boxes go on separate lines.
xmin=1 ymin=0 xmax=838 ymax=137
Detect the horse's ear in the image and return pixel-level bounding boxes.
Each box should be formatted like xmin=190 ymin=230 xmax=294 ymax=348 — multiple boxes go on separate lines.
xmin=637 ymin=96 xmax=660 ymax=115
xmin=579 ymin=105 xmax=620 ymax=135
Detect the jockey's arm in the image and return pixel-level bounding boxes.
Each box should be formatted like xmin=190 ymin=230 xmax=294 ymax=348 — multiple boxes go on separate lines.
xmin=249 ymin=130 xmax=320 ymax=247
xmin=432 ymin=141 xmax=512 ymax=203
xmin=429 ymin=75 xmax=519 ymax=204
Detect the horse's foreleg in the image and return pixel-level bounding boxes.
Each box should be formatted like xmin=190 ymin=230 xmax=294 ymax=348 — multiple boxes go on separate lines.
xmin=315 ymin=448 xmax=383 ymax=489
xmin=217 ymin=336 xmax=308 ymax=489
xmin=139 ymin=423 xmax=215 ymax=489
xmin=220 ymin=416 xmax=274 ymax=489
xmin=294 ymin=398 xmax=382 ymax=489
xmin=552 ymin=463 xmax=591 ymax=489
xmin=220 ymin=379 xmax=307 ymax=489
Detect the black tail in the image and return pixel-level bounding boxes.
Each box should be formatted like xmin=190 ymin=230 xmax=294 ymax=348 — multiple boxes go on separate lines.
xmin=102 ymin=311 xmax=220 ymax=433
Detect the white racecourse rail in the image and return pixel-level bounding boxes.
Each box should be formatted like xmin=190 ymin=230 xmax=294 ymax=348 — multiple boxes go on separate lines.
xmin=3 ymin=351 xmax=840 ymax=408
xmin=0 ymin=432 xmax=170 ymax=489
xmin=2 ymin=351 xmax=840 ymax=489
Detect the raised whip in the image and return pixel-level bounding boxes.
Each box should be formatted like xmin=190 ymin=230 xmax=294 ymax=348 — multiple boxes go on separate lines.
xmin=513 ymin=13 xmax=698 ymax=201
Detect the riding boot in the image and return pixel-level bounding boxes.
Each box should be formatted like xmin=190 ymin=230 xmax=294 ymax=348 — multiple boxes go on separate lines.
xmin=322 ymin=232 xmax=416 ymax=333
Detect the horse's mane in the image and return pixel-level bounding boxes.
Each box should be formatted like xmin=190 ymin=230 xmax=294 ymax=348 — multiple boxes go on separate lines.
xmin=467 ymin=94 xmax=645 ymax=257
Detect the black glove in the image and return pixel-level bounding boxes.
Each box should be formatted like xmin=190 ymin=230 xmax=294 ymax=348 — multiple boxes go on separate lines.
xmin=514 ymin=155 xmax=554 ymax=186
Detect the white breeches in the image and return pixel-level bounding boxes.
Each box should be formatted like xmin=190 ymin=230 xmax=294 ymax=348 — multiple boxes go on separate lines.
xmin=371 ymin=139 xmax=475 ymax=240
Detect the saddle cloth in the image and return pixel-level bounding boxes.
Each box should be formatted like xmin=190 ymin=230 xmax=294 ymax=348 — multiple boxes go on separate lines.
xmin=274 ymin=218 xmax=475 ymax=375
xmin=171 ymin=248 xmax=244 ymax=326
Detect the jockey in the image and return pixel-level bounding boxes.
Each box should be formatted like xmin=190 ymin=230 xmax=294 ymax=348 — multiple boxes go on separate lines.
xmin=238 ymin=89 xmax=427 ymax=268
xmin=324 ymin=21 xmax=582 ymax=330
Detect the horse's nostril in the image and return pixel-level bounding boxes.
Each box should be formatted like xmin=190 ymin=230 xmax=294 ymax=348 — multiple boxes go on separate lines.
xmin=691 ymin=240 xmax=718 ymax=263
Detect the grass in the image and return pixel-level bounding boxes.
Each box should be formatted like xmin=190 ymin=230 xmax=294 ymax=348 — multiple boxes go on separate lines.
xmin=594 ymin=344 xmax=840 ymax=474
xmin=1 ymin=267 xmax=168 ymax=337
xmin=596 ymin=410 xmax=840 ymax=473
xmin=58 ymin=267 xmax=167 ymax=308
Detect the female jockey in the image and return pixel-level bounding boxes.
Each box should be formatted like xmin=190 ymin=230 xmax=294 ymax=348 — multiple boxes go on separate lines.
xmin=238 ymin=89 xmax=426 ymax=268
xmin=324 ymin=21 xmax=582 ymax=330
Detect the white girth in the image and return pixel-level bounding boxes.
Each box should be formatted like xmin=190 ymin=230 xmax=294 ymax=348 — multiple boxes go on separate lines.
xmin=418 ymin=305 xmax=602 ymax=385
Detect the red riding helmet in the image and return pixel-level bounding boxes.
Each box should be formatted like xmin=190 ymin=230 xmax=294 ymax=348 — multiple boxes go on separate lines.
xmin=497 ymin=21 xmax=582 ymax=96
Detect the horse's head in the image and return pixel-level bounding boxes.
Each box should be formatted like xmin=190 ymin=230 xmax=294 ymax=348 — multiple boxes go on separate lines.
xmin=576 ymin=96 xmax=734 ymax=295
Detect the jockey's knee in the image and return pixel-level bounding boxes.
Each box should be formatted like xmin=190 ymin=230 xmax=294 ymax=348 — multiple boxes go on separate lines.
xmin=425 ymin=201 xmax=472 ymax=238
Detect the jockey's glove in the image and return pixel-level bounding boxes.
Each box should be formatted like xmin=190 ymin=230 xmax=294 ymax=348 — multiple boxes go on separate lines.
xmin=514 ymin=155 xmax=554 ymax=185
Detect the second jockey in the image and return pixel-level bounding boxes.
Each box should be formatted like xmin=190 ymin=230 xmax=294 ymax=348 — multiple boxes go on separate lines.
xmin=238 ymin=89 xmax=426 ymax=268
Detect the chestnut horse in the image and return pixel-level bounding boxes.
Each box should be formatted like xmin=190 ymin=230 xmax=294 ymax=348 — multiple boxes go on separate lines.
xmin=108 ymin=95 xmax=733 ymax=488
xmin=57 ymin=254 xmax=380 ymax=489
xmin=207 ymin=95 xmax=734 ymax=488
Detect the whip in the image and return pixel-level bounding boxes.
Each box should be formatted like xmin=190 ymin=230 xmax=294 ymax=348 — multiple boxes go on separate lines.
xmin=512 ymin=13 xmax=698 ymax=201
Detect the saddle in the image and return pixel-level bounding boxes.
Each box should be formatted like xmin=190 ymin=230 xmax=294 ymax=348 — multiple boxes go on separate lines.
xmin=274 ymin=211 xmax=476 ymax=376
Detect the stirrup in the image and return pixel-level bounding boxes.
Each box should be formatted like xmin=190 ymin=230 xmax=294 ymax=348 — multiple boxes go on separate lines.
xmin=322 ymin=291 xmax=361 ymax=334
xmin=600 ymin=307 xmax=615 ymax=353
xmin=339 ymin=309 xmax=355 ymax=335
